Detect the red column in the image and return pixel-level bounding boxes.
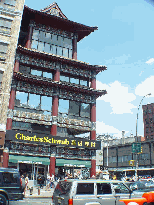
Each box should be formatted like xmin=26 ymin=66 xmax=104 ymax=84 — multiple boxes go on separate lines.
xmin=49 ymin=155 xmax=56 ymax=177
xmin=3 ymin=148 xmax=9 ymax=168
xmin=6 ymin=89 xmax=16 ymax=130
xmin=90 ymin=159 xmax=96 ymax=178
xmin=51 ymin=96 xmax=58 ymax=136
xmin=51 ymin=69 xmax=60 ymax=136
xmin=90 ymin=76 xmax=96 ymax=177
xmin=14 ymin=59 xmax=20 ymax=72
xmin=72 ymin=35 xmax=77 ymax=60
xmin=91 ymin=78 xmax=96 ymax=90
xmin=25 ymin=25 xmax=33 ymax=49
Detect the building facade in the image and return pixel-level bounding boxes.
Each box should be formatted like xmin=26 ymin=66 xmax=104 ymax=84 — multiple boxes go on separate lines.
xmin=103 ymin=139 xmax=154 ymax=170
xmin=4 ymin=2 xmax=107 ymax=179
xmin=0 ymin=0 xmax=25 ymax=166
xmin=143 ymin=103 xmax=154 ymax=141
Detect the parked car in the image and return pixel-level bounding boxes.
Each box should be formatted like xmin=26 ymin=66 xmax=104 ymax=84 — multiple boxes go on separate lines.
xmin=0 ymin=167 xmax=25 ymax=204
xmin=52 ymin=179 xmax=144 ymax=205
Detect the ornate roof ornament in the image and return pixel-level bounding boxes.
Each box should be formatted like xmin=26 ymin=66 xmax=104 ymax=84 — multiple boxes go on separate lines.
xmin=40 ymin=2 xmax=67 ymax=19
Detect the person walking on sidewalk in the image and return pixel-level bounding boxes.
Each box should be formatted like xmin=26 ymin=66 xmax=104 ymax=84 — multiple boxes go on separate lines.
xmin=25 ymin=174 xmax=29 ymax=190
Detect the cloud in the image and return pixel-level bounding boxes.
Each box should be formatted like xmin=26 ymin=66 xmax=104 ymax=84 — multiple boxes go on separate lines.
xmin=135 ymin=76 xmax=154 ymax=97
xmin=96 ymin=121 xmax=123 ymax=138
xmin=97 ymin=80 xmax=136 ymax=114
xmin=146 ymin=58 xmax=154 ymax=65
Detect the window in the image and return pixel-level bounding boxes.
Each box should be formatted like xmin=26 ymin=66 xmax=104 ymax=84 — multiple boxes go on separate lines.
xmin=113 ymin=183 xmax=129 ymax=194
xmin=15 ymin=91 xmax=28 ymax=106
xmin=70 ymin=77 xmax=79 ymax=84
xmin=76 ymin=183 xmax=94 ymax=195
xmin=15 ymin=92 xmax=52 ymax=114
xmin=2 ymin=172 xmax=18 ymax=184
xmin=0 ymin=17 xmax=12 ymax=34
xmin=60 ymin=75 xmax=69 ymax=82
xmin=28 ymin=93 xmax=40 ymax=109
xmin=59 ymin=99 xmax=69 ymax=113
xmin=31 ymin=29 xmax=72 ymax=58
xmin=80 ymin=103 xmax=90 ymax=118
xmin=43 ymin=72 xmax=52 ymax=79
xmin=69 ymin=101 xmax=80 ymax=116
xmin=80 ymin=79 xmax=88 ymax=86
xmin=41 ymin=96 xmax=52 ymax=114
xmin=4 ymin=0 xmax=16 ymax=6
xmin=0 ymin=70 xmax=3 ymax=88
xmin=31 ymin=69 xmax=42 ymax=76
xmin=60 ymin=75 xmax=88 ymax=86
xmin=0 ymin=42 xmax=8 ymax=60
xmin=97 ymin=183 xmax=112 ymax=195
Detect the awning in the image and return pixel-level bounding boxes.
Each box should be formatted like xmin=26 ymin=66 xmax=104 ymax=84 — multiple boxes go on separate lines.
xmin=56 ymin=159 xmax=91 ymax=168
xmin=9 ymin=155 xmax=50 ymax=165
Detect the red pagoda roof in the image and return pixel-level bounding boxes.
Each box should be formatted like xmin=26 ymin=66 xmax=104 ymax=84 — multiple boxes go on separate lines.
xmin=23 ymin=5 xmax=98 ymax=42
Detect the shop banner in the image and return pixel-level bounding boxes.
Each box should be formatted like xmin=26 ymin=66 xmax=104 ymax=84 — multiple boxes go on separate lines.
xmin=6 ymin=130 xmax=101 ymax=150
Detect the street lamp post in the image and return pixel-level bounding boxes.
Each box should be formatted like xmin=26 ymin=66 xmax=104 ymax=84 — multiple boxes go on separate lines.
xmin=135 ymin=93 xmax=151 ymax=181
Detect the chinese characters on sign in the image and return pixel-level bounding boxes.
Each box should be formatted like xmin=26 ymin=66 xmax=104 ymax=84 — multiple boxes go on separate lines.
xmin=6 ymin=130 xmax=101 ymax=150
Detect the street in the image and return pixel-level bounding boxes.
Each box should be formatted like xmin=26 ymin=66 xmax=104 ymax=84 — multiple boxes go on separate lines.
xmin=10 ymin=198 xmax=53 ymax=205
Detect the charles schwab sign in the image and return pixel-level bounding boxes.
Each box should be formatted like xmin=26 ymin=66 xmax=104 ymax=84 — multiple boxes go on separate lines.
xmin=6 ymin=130 xmax=101 ymax=150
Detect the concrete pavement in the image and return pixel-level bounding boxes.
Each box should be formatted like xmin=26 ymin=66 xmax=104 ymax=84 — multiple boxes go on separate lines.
xmin=24 ymin=186 xmax=54 ymax=198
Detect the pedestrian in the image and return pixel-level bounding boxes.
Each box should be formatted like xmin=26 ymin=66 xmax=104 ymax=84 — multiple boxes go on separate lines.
xmin=25 ymin=174 xmax=29 ymax=190
xmin=20 ymin=175 xmax=26 ymax=194
xmin=37 ymin=174 xmax=42 ymax=188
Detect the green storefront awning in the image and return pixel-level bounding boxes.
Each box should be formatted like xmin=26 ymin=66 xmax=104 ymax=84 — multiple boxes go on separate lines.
xmin=56 ymin=159 xmax=91 ymax=168
xmin=9 ymin=155 xmax=50 ymax=165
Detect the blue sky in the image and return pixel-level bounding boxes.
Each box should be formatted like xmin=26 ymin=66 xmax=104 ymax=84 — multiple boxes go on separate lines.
xmin=24 ymin=0 xmax=154 ymax=138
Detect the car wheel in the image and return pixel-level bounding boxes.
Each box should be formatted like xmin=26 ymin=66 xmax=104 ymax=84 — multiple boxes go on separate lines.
xmin=0 ymin=194 xmax=9 ymax=205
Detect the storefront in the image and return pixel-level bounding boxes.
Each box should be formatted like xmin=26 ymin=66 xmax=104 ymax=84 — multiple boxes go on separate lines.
xmin=9 ymin=155 xmax=49 ymax=181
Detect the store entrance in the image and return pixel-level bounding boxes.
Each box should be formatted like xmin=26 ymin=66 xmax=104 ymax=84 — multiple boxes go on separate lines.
xmin=19 ymin=163 xmax=48 ymax=185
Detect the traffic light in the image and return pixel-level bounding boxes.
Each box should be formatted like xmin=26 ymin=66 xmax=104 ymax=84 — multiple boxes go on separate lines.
xmin=141 ymin=146 xmax=143 ymax=153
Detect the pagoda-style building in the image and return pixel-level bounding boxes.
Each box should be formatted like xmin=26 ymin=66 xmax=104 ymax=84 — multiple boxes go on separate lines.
xmin=4 ymin=2 xmax=107 ymax=179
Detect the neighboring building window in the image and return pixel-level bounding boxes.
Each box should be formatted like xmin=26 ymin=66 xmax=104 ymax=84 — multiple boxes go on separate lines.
xmin=60 ymin=74 xmax=89 ymax=86
xmin=4 ymin=0 xmax=16 ymax=6
xmin=0 ymin=42 xmax=8 ymax=61
xmin=0 ymin=70 xmax=3 ymax=88
xmin=31 ymin=29 xmax=72 ymax=58
xmin=0 ymin=17 xmax=12 ymax=35
xmin=80 ymin=103 xmax=90 ymax=118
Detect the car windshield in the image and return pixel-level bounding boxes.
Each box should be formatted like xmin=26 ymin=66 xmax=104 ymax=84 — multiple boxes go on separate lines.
xmin=54 ymin=181 xmax=72 ymax=195
xmin=113 ymin=182 xmax=130 ymax=193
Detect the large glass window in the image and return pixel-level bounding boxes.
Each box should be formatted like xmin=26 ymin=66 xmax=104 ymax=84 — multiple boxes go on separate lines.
xmin=15 ymin=91 xmax=28 ymax=106
xmin=31 ymin=29 xmax=73 ymax=58
xmin=41 ymin=96 xmax=52 ymax=113
xmin=80 ymin=103 xmax=90 ymax=118
xmin=69 ymin=101 xmax=80 ymax=116
xmin=15 ymin=92 xmax=52 ymax=114
xmin=28 ymin=94 xmax=40 ymax=109
xmin=59 ymin=99 xmax=69 ymax=113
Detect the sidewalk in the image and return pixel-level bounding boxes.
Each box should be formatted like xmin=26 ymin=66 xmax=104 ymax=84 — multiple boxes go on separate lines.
xmin=24 ymin=186 xmax=54 ymax=198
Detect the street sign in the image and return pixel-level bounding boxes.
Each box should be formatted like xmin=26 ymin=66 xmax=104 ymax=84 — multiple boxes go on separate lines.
xmin=132 ymin=143 xmax=141 ymax=153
